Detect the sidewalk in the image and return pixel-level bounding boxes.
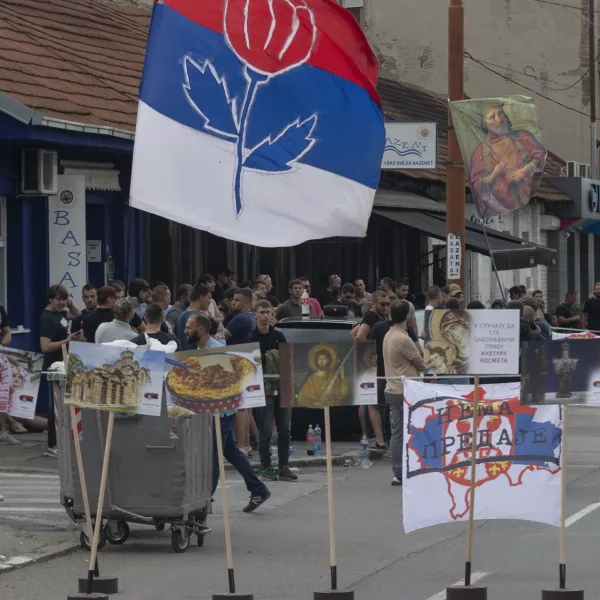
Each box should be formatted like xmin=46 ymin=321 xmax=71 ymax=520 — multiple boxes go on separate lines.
xmin=0 ymin=432 xmax=359 ymax=474
xmin=0 ymin=432 xmax=58 ymax=473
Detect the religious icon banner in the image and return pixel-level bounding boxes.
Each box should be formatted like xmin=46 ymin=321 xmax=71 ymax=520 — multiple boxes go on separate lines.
xmin=0 ymin=347 xmax=43 ymax=420
xmin=520 ymin=339 xmax=600 ymax=405
xmin=66 ymin=342 xmax=165 ymax=416
xmin=450 ymin=96 xmax=548 ymax=219
xmin=165 ymin=343 xmax=266 ymax=416
xmin=403 ymin=379 xmax=562 ymax=533
xmin=424 ymin=309 xmax=519 ymax=376
xmin=279 ymin=342 xmax=377 ymax=408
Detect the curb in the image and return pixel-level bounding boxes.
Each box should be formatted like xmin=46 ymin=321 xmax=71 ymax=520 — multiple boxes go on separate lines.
xmin=0 ymin=539 xmax=80 ymax=576
xmin=236 ymin=450 xmax=359 ymax=471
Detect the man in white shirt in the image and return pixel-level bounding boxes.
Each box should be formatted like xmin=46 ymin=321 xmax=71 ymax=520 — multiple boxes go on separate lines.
xmin=95 ymin=298 xmax=137 ymax=344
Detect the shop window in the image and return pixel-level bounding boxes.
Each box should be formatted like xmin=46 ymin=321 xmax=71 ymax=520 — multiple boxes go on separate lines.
xmin=0 ymin=198 xmax=5 ymax=308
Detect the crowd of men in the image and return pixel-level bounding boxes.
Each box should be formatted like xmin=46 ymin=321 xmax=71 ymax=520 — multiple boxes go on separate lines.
xmin=1 ymin=270 xmax=600 ymax=506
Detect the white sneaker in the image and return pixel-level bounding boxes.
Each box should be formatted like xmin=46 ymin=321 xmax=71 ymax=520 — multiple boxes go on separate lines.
xmin=391 ymin=476 xmax=402 ymax=486
xmin=0 ymin=495 xmax=4 ymax=502
xmin=44 ymin=446 xmax=58 ymax=458
xmin=0 ymin=432 xmax=21 ymax=445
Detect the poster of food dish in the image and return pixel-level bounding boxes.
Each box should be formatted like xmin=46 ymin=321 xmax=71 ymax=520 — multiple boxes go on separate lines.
xmin=165 ymin=343 xmax=265 ymax=416
xmin=279 ymin=342 xmax=377 ymax=408
xmin=0 ymin=347 xmax=43 ymax=419
xmin=65 ymin=342 xmax=165 ymax=416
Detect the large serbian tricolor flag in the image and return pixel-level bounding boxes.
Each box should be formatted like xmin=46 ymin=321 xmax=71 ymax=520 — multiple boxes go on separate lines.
xmin=131 ymin=0 xmax=385 ymax=246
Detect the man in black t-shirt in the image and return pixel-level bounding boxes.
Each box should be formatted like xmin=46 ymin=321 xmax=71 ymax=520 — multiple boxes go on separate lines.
xmin=246 ymin=300 xmax=296 ymax=482
xmin=583 ymin=283 xmax=600 ymax=332
xmin=352 ymin=291 xmax=389 ymax=341
xmin=82 ymin=286 xmax=117 ymax=342
xmin=331 ymin=283 xmax=361 ymax=317
xmin=39 ymin=285 xmax=83 ymax=457
xmin=71 ymin=284 xmax=98 ymax=333
xmin=555 ymin=291 xmax=581 ymax=330
xmin=131 ymin=303 xmax=180 ymax=349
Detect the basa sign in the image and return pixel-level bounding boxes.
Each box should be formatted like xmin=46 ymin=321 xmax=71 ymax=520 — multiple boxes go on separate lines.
xmin=382 ymin=122 xmax=437 ymax=169
xmin=48 ymin=175 xmax=87 ymax=300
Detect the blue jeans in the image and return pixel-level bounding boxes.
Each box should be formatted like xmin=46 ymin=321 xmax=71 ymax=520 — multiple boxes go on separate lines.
xmin=212 ymin=414 xmax=269 ymax=497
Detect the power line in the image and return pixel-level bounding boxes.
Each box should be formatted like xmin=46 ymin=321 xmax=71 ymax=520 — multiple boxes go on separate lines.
xmin=526 ymin=0 xmax=600 ymax=14
xmin=464 ymin=51 xmax=597 ymax=120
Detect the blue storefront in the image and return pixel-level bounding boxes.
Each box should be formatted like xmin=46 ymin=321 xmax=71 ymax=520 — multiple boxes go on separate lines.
xmin=0 ymin=100 xmax=142 ymax=352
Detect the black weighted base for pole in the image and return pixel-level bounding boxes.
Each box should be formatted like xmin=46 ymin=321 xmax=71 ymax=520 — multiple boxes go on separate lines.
xmin=67 ymin=593 xmax=109 ymax=600
xmin=446 ymin=586 xmax=487 ymax=600
xmin=541 ymin=590 xmax=584 ymax=600
xmin=212 ymin=594 xmax=254 ymax=600
xmin=314 ymin=592 xmax=354 ymax=600
xmin=78 ymin=577 xmax=119 ymax=595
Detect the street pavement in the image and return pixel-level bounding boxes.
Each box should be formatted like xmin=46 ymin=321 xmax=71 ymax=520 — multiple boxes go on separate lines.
xmin=0 ymin=408 xmax=599 ymax=599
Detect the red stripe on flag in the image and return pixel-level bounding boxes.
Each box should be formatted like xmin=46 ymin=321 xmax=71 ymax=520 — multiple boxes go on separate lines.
xmin=161 ymin=0 xmax=381 ymax=105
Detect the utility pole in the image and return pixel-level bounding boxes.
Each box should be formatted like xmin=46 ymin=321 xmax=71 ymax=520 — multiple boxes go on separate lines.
xmin=590 ymin=0 xmax=597 ymax=179
xmin=446 ymin=0 xmax=465 ymax=291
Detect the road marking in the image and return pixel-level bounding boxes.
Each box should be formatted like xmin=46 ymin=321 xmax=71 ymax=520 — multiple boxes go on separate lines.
xmin=0 ymin=473 xmax=58 ymax=480
xmin=1 ymin=498 xmax=60 ymax=503
xmin=566 ymin=501 xmax=600 ymax=528
xmin=0 ymin=507 xmax=65 ymax=513
xmin=425 ymin=572 xmax=490 ymax=600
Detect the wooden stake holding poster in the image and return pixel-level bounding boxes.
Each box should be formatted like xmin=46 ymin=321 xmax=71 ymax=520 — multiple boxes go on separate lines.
xmin=279 ymin=341 xmax=377 ymax=600
xmin=464 ymin=376 xmax=479 ymax=588
xmin=163 ymin=344 xmax=266 ymax=600
xmin=60 ymin=346 xmax=105 ymax=592
xmin=64 ymin=342 xmax=166 ymax=600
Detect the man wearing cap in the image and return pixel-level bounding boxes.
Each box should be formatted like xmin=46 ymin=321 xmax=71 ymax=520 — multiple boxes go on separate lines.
xmin=447 ymin=284 xmax=464 ymax=308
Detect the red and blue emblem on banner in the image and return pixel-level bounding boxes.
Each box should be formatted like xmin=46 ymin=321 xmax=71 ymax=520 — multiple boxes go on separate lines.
xmin=131 ymin=0 xmax=385 ymax=246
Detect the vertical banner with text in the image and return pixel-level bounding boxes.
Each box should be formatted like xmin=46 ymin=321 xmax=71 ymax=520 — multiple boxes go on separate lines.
xmin=48 ymin=175 xmax=87 ymax=300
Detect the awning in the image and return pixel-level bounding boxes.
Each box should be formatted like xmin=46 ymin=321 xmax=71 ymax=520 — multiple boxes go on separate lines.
xmin=373 ymin=209 xmax=557 ymax=270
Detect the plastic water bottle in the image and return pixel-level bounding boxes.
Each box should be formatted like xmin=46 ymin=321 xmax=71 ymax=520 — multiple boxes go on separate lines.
xmin=306 ymin=425 xmax=315 ymax=456
xmin=359 ymin=435 xmax=372 ymax=469
xmin=314 ymin=424 xmax=322 ymax=457
xmin=359 ymin=435 xmax=368 ymax=457
xmin=301 ymin=289 xmax=310 ymax=316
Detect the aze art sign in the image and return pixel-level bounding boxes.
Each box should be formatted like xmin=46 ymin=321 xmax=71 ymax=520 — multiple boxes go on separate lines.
xmin=48 ymin=175 xmax=87 ymax=300
xmin=403 ymin=379 xmax=562 ymax=533
xmin=382 ymin=122 xmax=437 ymax=169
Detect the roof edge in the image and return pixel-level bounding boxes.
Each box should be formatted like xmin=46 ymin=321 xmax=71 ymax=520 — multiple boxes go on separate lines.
xmin=40 ymin=117 xmax=135 ymax=140
xmin=0 ymin=91 xmax=40 ymax=125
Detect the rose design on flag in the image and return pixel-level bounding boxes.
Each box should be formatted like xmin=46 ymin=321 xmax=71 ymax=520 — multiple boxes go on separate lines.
xmin=183 ymin=0 xmax=318 ymax=217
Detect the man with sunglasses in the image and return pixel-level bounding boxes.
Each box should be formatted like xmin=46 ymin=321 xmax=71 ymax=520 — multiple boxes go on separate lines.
xmin=352 ymin=290 xmax=389 ymax=341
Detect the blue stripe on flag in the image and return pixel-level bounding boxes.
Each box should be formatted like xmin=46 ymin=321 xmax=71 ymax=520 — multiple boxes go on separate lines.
xmin=140 ymin=4 xmax=385 ymax=190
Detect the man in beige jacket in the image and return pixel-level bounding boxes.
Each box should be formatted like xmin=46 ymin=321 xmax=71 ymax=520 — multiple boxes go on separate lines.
xmin=383 ymin=300 xmax=425 ymax=486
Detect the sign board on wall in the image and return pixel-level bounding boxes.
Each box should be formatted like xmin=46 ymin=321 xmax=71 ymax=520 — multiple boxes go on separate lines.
xmin=48 ymin=175 xmax=87 ymax=300
xmin=381 ymin=122 xmax=437 ymax=169
xmin=447 ymin=234 xmax=461 ymax=279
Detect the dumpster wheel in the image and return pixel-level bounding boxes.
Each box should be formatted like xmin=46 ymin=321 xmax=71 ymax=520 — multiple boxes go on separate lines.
xmin=171 ymin=528 xmax=190 ymax=553
xmin=80 ymin=527 xmax=107 ymax=552
xmin=105 ymin=521 xmax=130 ymax=545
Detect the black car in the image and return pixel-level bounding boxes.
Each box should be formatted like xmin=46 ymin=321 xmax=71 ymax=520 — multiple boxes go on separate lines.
xmin=275 ymin=316 xmax=364 ymax=441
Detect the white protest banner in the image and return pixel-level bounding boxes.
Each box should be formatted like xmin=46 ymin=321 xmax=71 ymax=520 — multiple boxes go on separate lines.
xmin=403 ymin=379 xmax=562 ymax=533
xmin=424 ymin=309 xmax=519 ymax=375
xmin=0 ymin=347 xmax=43 ymax=420
xmin=48 ymin=175 xmax=87 ymax=300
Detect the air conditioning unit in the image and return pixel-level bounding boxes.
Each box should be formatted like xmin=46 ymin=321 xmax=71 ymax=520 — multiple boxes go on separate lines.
xmin=339 ymin=0 xmax=363 ymax=6
xmin=566 ymin=160 xmax=580 ymax=178
xmin=579 ymin=163 xmax=591 ymax=178
xmin=21 ymin=149 xmax=58 ymax=194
